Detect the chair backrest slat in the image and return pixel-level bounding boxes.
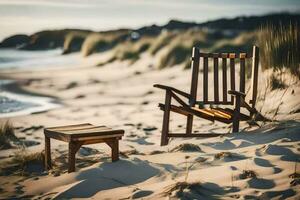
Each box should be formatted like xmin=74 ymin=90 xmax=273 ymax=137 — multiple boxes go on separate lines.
xmin=229 ymin=54 xmax=235 ymax=103
xmin=203 ymin=56 xmax=209 ymax=103
xmin=239 ymin=53 xmax=246 ymax=93
xmin=250 ymin=46 xmax=259 ymax=114
xmin=213 ymin=54 xmax=219 ymax=103
xmin=222 ymin=54 xmax=228 ymax=103
xmin=190 ymin=47 xmax=200 ymax=106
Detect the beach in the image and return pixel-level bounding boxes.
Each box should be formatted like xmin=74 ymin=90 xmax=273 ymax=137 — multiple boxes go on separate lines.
xmin=0 ymin=47 xmax=299 ymax=199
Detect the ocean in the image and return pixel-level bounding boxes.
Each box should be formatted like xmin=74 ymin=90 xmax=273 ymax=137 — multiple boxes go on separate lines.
xmin=0 ymin=49 xmax=71 ymax=118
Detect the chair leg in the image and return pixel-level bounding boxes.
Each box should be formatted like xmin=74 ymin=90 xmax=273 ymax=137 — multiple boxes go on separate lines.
xmin=232 ymin=96 xmax=241 ymax=133
xmin=161 ymin=91 xmax=171 ymax=146
xmin=186 ymin=115 xmax=193 ymax=135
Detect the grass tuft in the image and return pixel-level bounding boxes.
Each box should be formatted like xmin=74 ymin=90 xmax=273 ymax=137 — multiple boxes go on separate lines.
xmin=171 ymin=143 xmax=202 ymax=152
xmin=239 ymin=170 xmax=257 ymax=179
xmin=0 ymin=148 xmax=45 ymax=176
xmin=0 ymin=121 xmax=17 ymax=150
xmin=269 ymin=74 xmax=287 ymax=90
xmin=12 ymin=150 xmax=45 ymax=171
xmin=163 ymin=181 xmax=202 ymax=198
xmin=214 ymin=152 xmax=232 ymax=160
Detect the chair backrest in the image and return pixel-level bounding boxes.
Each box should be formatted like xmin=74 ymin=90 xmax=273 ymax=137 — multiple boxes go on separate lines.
xmin=189 ymin=46 xmax=259 ymax=110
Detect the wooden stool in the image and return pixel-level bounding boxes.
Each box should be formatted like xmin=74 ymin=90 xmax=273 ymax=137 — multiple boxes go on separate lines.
xmin=44 ymin=123 xmax=124 ymax=173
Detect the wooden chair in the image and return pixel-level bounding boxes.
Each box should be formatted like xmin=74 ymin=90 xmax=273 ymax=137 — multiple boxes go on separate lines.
xmin=154 ymin=46 xmax=263 ymax=146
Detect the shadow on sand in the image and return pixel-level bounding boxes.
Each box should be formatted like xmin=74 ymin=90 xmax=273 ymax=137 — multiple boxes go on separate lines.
xmin=55 ymin=158 xmax=160 ymax=199
xmin=201 ymin=120 xmax=300 ymax=152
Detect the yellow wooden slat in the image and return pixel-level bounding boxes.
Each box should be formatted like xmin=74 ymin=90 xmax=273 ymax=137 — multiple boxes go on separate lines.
xmin=47 ymin=123 xmax=94 ymax=131
xmin=61 ymin=127 xmax=112 ymax=135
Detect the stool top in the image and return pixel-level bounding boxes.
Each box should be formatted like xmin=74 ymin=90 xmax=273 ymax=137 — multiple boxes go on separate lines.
xmin=44 ymin=123 xmax=124 ymax=142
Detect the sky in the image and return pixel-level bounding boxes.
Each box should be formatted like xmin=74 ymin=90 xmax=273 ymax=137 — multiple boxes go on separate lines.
xmin=0 ymin=0 xmax=299 ymax=40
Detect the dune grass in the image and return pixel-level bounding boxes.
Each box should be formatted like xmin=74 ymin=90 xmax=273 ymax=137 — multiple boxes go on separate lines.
xmin=269 ymin=74 xmax=287 ymax=90
xmin=0 ymin=148 xmax=45 ymax=176
xmin=159 ymin=44 xmax=191 ymax=69
xmin=158 ymin=29 xmax=208 ymax=69
xmin=63 ymin=31 xmax=90 ymax=54
xmin=12 ymin=149 xmax=45 ymax=174
xmin=81 ymin=30 xmax=129 ymax=57
xmin=97 ymin=56 xmax=117 ymax=67
xmin=113 ymin=36 xmax=154 ymax=62
xmin=149 ymin=31 xmax=177 ymax=55
xmin=258 ymin=23 xmax=299 ymax=78
xmin=211 ymin=31 xmax=256 ymax=53
xmin=0 ymin=121 xmax=17 ymax=150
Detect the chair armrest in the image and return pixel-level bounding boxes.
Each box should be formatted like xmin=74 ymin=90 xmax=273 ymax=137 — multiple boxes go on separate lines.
xmin=153 ymin=84 xmax=190 ymax=99
xmin=228 ymin=90 xmax=246 ymax=98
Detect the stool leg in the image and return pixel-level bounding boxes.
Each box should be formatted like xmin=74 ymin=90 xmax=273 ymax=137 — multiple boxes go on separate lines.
xmin=111 ymin=139 xmax=119 ymax=162
xmin=106 ymin=139 xmax=119 ymax=162
xmin=45 ymin=136 xmax=52 ymax=170
xmin=68 ymin=142 xmax=76 ymax=173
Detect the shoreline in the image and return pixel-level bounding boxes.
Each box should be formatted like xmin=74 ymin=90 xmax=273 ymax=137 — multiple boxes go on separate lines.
xmin=0 ymin=79 xmax=61 ymax=118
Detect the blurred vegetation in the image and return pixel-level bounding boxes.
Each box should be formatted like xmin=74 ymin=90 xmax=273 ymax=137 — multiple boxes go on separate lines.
xmin=12 ymin=149 xmax=45 ymax=174
xmin=63 ymin=31 xmax=90 ymax=54
xmin=269 ymin=74 xmax=287 ymax=90
xmin=81 ymin=30 xmax=129 ymax=56
xmin=0 ymin=121 xmax=17 ymax=150
xmin=149 ymin=31 xmax=177 ymax=55
xmin=158 ymin=29 xmax=208 ymax=69
xmin=258 ymin=23 xmax=299 ymax=79
xmin=112 ymin=37 xmax=154 ymax=63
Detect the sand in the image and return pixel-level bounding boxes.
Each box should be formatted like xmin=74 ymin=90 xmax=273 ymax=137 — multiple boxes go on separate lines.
xmin=0 ymin=52 xmax=299 ymax=199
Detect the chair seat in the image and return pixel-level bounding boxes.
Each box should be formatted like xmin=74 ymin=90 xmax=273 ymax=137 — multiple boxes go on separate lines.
xmin=192 ymin=107 xmax=232 ymax=120
xmin=158 ymin=103 xmax=251 ymax=124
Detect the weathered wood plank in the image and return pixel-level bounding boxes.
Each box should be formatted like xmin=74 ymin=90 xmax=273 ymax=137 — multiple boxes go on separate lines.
xmin=250 ymin=46 xmax=259 ymax=115
xmin=106 ymin=139 xmax=119 ymax=162
xmin=240 ymin=53 xmax=246 ymax=93
xmin=203 ymin=56 xmax=208 ymax=103
xmin=68 ymin=142 xmax=76 ymax=173
xmin=73 ymin=134 xmax=124 ymax=141
xmin=161 ymin=90 xmax=172 ymax=146
xmin=47 ymin=123 xmax=94 ymax=131
xmin=190 ymin=47 xmax=200 ymax=106
xmin=222 ymin=56 xmax=228 ymax=103
xmin=230 ymin=56 xmax=235 ymax=103
xmin=44 ymin=136 xmax=51 ymax=170
xmin=62 ymin=127 xmax=112 ymax=134
xmin=213 ymin=55 xmax=219 ymax=102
